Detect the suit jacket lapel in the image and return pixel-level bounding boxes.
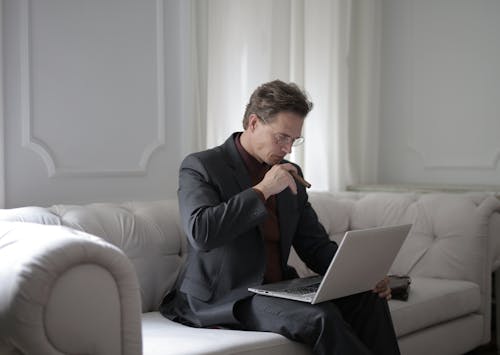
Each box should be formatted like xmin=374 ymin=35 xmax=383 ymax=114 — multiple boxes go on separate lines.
xmin=223 ymin=135 xmax=297 ymax=265
xmin=221 ymin=133 xmax=253 ymax=192
xmin=221 ymin=133 xmax=265 ymax=245
xmin=277 ymin=189 xmax=298 ymax=266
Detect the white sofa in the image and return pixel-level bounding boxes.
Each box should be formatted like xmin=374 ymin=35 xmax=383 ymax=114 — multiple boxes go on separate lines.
xmin=1 ymin=192 xmax=499 ymax=355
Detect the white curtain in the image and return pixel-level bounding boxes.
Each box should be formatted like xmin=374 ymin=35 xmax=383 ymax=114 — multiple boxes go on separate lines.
xmin=187 ymin=0 xmax=381 ymax=192
xmin=0 ymin=0 xmax=4 ymax=208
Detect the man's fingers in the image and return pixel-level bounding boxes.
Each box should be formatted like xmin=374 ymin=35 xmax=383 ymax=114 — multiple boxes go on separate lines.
xmin=374 ymin=279 xmax=387 ymax=291
xmin=278 ymin=164 xmax=300 ymax=193
xmin=276 ymin=164 xmax=298 ymax=194
xmin=378 ymin=288 xmax=392 ymax=299
xmin=374 ymin=277 xmax=391 ymax=299
xmin=288 ymin=176 xmax=298 ymax=195
xmin=375 ymin=277 xmax=389 ymax=290
xmin=279 ymin=163 xmax=298 ymax=174
xmin=258 ymin=164 xmax=300 ymax=198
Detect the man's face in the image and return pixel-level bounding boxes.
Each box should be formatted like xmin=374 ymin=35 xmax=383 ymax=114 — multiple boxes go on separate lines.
xmin=249 ymin=111 xmax=304 ymax=165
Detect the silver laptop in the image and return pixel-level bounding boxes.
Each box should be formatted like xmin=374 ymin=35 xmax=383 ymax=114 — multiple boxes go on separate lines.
xmin=248 ymin=224 xmax=412 ymax=304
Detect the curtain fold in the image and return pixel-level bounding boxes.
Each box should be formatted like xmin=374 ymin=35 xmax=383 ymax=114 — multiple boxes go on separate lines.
xmin=348 ymin=0 xmax=382 ymax=186
xmin=0 ymin=0 xmax=4 ymax=208
xmin=188 ymin=0 xmax=381 ymax=192
xmin=302 ymin=0 xmax=352 ymax=191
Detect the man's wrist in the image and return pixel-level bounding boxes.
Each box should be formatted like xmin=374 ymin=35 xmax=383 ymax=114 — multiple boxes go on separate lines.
xmin=253 ymin=185 xmax=269 ymax=201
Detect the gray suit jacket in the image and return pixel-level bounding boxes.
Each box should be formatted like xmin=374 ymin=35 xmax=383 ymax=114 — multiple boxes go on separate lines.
xmin=171 ymin=133 xmax=338 ymax=327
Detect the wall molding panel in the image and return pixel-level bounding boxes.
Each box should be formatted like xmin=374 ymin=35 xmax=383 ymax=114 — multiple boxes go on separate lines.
xmin=20 ymin=0 xmax=166 ymax=178
xmin=378 ymin=0 xmax=500 ymax=185
xmin=407 ymin=145 xmax=500 ymax=170
xmin=405 ymin=0 xmax=500 ymax=171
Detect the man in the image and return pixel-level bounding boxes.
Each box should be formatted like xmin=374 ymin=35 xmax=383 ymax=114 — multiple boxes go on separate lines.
xmin=161 ymin=80 xmax=400 ymax=355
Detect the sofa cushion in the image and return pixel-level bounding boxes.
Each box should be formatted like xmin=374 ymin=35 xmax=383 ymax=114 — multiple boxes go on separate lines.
xmin=141 ymin=312 xmax=310 ymax=355
xmin=405 ymin=195 xmax=495 ymax=282
xmin=389 ymin=277 xmax=480 ymax=337
xmin=0 ymin=206 xmax=62 ymax=225
xmin=307 ymin=193 xmax=352 ymax=239
xmin=309 ymin=192 xmax=500 ymax=282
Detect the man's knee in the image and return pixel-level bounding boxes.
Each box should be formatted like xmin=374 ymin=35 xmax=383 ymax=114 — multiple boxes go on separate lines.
xmin=310 ymin=301 xmax=346 ymax=329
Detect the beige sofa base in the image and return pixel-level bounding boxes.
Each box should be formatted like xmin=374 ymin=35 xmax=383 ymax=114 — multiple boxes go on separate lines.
xmin=141 ymin=312 xmax=310 ymax=355
xmin=398 ymin=314 xmax=483 ymax=355
xmin=142 ymin=312 xmax=484 ymax=355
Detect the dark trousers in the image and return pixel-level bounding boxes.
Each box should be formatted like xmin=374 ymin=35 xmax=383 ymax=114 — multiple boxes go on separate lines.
xmin=234 ymin=291 xmax=400 ymax=355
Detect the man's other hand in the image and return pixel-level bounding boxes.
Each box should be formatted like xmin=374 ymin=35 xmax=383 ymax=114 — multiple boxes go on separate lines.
xmin=373 ymin=277 xmax=392 ymax=300
xmin=254 ymin=163 xmax=298 ymax=200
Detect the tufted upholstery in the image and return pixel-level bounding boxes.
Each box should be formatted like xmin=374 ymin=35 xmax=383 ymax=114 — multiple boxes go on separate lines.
xmin=1 ymin=192 xmax=500 ymax=355
xmin=294 ymin=193 xmax=498 ymax=278
xmin=0 ymin=200 xmax=187 ymax=313
xmin=309 ymin=192 xmax=498 ymax=280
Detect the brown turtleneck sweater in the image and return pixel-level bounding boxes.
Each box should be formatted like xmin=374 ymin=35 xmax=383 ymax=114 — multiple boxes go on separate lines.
xmin=234 ymin=134 xmax=283 ymax=283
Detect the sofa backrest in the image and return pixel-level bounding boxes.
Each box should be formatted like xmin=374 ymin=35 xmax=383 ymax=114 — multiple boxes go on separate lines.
xmin=1 ymin=192 xmax=499 ymax=314
xmin=0 ymin=200 xmax=187 ymax=313
xmin=307 ymin=192 xmax=500 ymax=287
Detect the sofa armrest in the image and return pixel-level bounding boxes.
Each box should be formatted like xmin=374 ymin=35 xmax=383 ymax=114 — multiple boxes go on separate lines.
xmin=0 ymin=222 xmax=142 ymax=355
xmin=490 ymin=212 xmax=500 ymax=270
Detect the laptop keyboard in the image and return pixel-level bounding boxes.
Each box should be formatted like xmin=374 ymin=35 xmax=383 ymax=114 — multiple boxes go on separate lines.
xmin=283 ymin=282 xmax=321 ymax=295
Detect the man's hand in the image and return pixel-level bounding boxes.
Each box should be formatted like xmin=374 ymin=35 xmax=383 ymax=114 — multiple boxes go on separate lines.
xmin=373 ymin=277 xmax=391 ymax=300
xmin=254 ymin=163 xmax=298 ymax=200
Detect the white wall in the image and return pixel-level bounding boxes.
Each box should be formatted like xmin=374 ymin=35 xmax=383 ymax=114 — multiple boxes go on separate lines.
xmin=2 ymin=0 xmax=197 ymax=208
xmin=378 ymin=0 xmax=500 ymax=185
xmin=3 ymin=0 xmax=499 ymax=208
xmin=0 ymin=0 xmax=5 ymax=208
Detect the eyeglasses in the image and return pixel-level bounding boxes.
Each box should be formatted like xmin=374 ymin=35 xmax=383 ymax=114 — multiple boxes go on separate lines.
xmin=258 ymin=116 xmax=305 ymax=147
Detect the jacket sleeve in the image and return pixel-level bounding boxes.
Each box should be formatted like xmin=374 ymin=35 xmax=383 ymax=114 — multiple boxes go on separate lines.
xmin=178 ymin=154 xmax=268 ymax=252
xmin=291 ymin=174 xmax=338 ymax=275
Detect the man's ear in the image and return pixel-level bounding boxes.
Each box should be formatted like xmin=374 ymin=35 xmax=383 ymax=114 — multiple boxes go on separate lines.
xmin=248 ymin=114 xmax=259 ymax=132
